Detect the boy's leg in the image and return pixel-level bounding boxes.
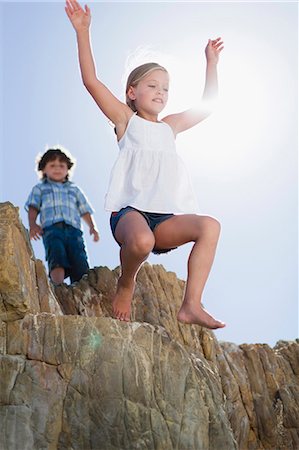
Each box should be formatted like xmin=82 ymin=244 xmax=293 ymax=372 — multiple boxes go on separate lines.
xmin=66 ymin=227 xmax=89 ymax=283
xmin=42 ymin=226 xmax=69 ymax=285
xmin=113 ymin=211 xmax=155 ymax=321
xmin=50 ymin=267 xmax=65 ymax=284
xmin=153 ymin=214 xmax=225 ymax=329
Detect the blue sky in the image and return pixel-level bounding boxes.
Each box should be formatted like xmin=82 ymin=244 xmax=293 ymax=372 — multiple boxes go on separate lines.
xmin=0 ymin=1 xmax=298 ymax=346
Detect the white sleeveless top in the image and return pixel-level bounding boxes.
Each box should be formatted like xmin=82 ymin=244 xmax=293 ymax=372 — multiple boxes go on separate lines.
xmin=104 ymin=113 xmax=199 ymax=214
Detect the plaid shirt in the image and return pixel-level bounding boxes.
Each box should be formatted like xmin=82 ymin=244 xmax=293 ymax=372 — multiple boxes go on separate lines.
xmin=25 ymin=179 xmax=94 ymax=230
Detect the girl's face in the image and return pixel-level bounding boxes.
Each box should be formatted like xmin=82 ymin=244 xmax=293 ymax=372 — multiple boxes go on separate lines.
xmin=128 ymin=70 xmax=169 ymax=117
xmin=43 ymin=158 xmax=68 ymax=182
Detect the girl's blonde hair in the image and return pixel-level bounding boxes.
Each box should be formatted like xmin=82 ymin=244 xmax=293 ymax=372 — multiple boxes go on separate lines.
xmin=125 ymin=62 xmax=168 ymax=112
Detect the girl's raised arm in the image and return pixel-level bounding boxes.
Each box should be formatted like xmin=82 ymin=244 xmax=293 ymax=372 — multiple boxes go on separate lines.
xmin=65 ymin=0 xmax=131 ymax=126
xmin=163 ymin=38 xmax=224 ymax=136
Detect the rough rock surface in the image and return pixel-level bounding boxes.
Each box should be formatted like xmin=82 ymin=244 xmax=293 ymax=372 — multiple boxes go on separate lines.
xmin=0 ymin=202 xmax=62 ymax=321
xmin=0 ymin=202 xmax=298 ymax=450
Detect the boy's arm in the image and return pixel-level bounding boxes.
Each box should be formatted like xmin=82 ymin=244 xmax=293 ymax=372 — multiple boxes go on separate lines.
xmin=28 ymin=206 xmax=43 ymax=240
xmin=163 ymin=38 xmax=224 ymax=135
xmin=65 ymin=0 xmax=131 ymax=126
xmin=25 ymin=185 xmax=43 ymax=240
xmin=82 ymin=213 xmax=100 ymax=242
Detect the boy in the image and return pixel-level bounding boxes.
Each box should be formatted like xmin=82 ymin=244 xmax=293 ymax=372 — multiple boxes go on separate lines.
xmin=25 ymin=147 xmax=99 ymax=284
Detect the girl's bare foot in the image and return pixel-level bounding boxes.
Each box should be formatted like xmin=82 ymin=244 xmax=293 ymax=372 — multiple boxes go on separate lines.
xmin=177 ymin=303 xmax=225 ymax=329
xmin=112 ymin=277 xmax=135 ymax=322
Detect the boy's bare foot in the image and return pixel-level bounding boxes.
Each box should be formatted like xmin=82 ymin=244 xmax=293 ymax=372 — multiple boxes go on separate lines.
xmin=112 ymin=278 xmax=135 ymax=322
xmin=177 ymin=303 xmax=225 ymax=329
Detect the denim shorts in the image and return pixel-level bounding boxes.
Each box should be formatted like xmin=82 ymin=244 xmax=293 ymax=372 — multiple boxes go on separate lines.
xmin=42 ymin=222 xmax=89 ymax=283
xmin=110 ymin=206 xmax=177 ymax=255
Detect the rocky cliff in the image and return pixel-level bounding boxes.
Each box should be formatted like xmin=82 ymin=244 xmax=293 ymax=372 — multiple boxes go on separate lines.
xmin=0 ymin=201 xmax=298 ymax=450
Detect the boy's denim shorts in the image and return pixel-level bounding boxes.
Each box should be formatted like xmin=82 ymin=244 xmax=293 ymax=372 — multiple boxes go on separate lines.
xmin=110 ymin=206 xmax=177 ymax=255
xmin=42 ymin=222 xmax=89 ymax=283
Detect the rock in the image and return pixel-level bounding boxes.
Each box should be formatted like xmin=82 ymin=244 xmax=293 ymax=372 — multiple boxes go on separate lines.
xmin=0 ymin=202 xmax=62 ymax=321
xmin=218 ymin=341 xmax=299 ymax=449
xmin=35 ymin=260 xmax=63 ymax=316
xmin=2 ymin=314 xmax=236 ymax=450
xmin=53 ymin=263 xmax=216 ymax=362
xmin=0 ymin=201 xmax=298 ymax=449
xmin=0 ymin=202 xmax=40 ymax=321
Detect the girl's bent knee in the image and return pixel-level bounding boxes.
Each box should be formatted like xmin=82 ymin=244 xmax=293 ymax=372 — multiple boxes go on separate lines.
xmin=126 ymin=233 xmax=155 ymax=256
xmin=201 ymin=216 xmax=221 ymax=239
xmin=210 ymin=217 xmax=221 ymax=234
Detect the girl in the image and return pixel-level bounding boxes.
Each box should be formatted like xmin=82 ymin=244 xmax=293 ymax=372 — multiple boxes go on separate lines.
xmin=65 ymin=0 xmax=225 ymax=329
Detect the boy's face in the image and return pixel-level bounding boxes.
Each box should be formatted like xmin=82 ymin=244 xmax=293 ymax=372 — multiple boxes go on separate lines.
xmin=43 ymin=158 xmax=68 ymax=182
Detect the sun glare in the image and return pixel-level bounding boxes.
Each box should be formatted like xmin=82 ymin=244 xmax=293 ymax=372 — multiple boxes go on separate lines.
xmin=165 ymin=36 xmax=292 ymax=184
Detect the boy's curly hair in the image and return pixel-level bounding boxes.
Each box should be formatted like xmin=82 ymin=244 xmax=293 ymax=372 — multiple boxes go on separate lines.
xmin=36 ymin=147 xmax=76 ymax=180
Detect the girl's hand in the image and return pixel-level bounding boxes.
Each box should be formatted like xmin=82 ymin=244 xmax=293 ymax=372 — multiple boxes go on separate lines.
xmin=205 ymin=37 xmax=224 ymax=64
xmin=65 ymin=0 xmax=91 ymax=33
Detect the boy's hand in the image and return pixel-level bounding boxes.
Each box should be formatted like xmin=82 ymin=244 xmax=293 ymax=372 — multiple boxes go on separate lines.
xmin=29 ymin=224 xmax=43 ymax=240
xmin=205 ymin=37 xmax=224 ymax=64
xmin=90 ymin=226 xmax=100 ymax=242
xmin=65 ymin=0 xmax=91 ymax=33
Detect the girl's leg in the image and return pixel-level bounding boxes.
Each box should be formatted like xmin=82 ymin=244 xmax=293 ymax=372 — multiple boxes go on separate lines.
xmin=50 ymin=267 xmax=65 ymax=285
xmin=113 ymin=211 xmax=155 ymax=321
xmin=153 ymin=214 xmax=225 ymax=329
